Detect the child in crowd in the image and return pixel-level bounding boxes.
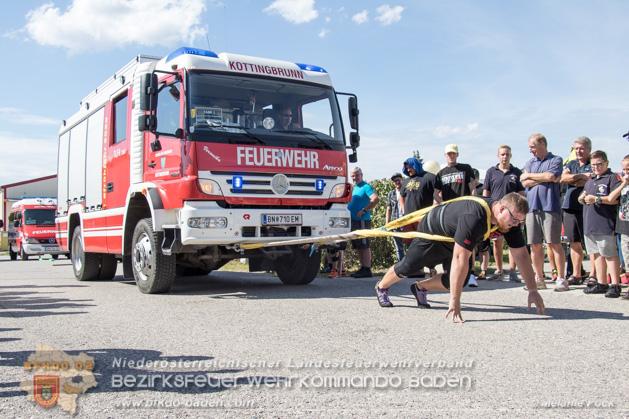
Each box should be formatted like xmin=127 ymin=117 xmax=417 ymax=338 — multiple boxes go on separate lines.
xmin=608 ymin=154 xmax=629 ymax=300
xmin=578 ymin=151 xmax=623 ymax=298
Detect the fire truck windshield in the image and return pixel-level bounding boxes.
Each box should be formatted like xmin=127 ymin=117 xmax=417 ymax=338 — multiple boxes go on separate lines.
xmin=22 ymin=209 xmax=56 ymax=225
xmin=188 ymin=72 xmax=345 ymax=148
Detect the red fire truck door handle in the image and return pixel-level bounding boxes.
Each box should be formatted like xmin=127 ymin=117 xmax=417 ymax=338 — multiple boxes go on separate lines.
xmin=106 ymin=182 xmax=114 ymax=193
xmin=148 ymin=162 xmax=156 ymax=168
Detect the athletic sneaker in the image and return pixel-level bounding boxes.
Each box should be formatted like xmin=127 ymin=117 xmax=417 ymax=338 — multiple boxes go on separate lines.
xmin=488 ymin=272 xmax=503 ymax=281
xmin=410 ymin=283 xmax=431 ymax=308
xmin=605 ymin=284 xmax=621 ymax=298
xmin=352 ymin=267 xmax=373 ymax=278
xmin=509 ymin=271 xmax=522 ymax=283
xmin=468 ymin=274 xmax=478 ymax=288
xmin=321 ymin=266 xmax=332 ymax=273
xmin=554 ymin=278 xmax=569 ymax=292
xmin=524 ymin=278 xmax=547 ymax=290
xmin=551 ymin=269 xmax=558 ymax=282
xmin=477 ymin=270 xmax=487 ymax=280
xmin=620 ymin=291 xmax=629 ymax=300
xmin=584 ymin=283 xmax=609 ymax=294
xmin=375 ymin=282 xmax=393 ymax=307
xmin=328 ymin=269 xmax=339 ymax=279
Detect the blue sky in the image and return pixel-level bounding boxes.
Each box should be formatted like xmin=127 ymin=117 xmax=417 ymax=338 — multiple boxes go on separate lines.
xmin=1 ymin=0 xmax=628 ymax=187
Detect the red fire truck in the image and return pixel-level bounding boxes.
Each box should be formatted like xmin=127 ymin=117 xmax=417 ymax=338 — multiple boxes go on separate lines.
xmin=8 ymin=198 xmax=65 ymax=260
xmin=56 ymin=47 xmax=360 ymax=293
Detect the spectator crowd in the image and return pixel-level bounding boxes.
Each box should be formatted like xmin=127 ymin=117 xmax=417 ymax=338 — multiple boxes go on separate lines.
xmin=331 ymin=134 xmax=629 ymax=302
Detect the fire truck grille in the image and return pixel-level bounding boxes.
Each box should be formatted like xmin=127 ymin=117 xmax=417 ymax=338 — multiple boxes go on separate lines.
xmin=217 ymin=172 xmax=333 ymax=196
xmin=38 ymin=238 xmax=57 ymax=244
xmin=241 ymin=226 xmax=312 ymax=238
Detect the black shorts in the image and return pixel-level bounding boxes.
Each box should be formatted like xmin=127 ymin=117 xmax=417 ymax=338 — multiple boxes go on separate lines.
xmin=563 ymin=210 xmax=584 ymax=243
xmin=351 ymin=219 xmax=372 ymax=249
xmin=394 ymin=238 xmax=472 ymax=289
xmin=476 ymin=238 xmax=491 ymax=253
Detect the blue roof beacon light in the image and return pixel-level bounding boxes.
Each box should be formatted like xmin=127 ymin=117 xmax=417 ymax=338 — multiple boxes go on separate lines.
xmin=315 ymin=179 xmax=325 ymax=191
xmin=296 ymin=63 xmax=328 ymax=73
xmin=232 ymin=176 xmax=243 ymax=189
xmin=165 ymin=47 xmax=219 ymax=63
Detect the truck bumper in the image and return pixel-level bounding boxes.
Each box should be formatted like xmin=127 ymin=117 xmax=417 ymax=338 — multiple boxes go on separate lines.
xmin=22 ymin=244 xmax=66 ymax=256
xmin=177 ymin=201 xmax=351 ymax=246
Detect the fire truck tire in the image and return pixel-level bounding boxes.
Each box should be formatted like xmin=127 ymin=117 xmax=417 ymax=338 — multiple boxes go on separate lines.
xmin=20 ymin=246 xmax=28 ymax=261
xmin=132 ymin=218 xmax=175 ymax=294
xmin=274 ymin=247 xmax=321 ymax=285
xmin=9 ymin=247 xmax=17 ymax=260
xmin=71 ymin=226 xmax=100 ymax=281
xmin=98 ymin=254 xmax=118 ymax=280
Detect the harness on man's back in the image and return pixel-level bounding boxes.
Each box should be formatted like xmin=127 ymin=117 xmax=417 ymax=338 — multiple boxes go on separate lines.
xmin=353 ymin=196 xmax=499 ymax=243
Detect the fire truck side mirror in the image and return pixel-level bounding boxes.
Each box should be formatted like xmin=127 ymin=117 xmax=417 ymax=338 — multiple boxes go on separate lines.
xmin=138 ymin=115 xmax=157 ymax=132
xmin=139 ymin=73 xmax=159 ymax=112
xmin=348 ymin=151 xmax=358 ymax=163
xmin=348 ymin=96 xmax=359 ymax=130
xmin=349 ymin=132 xmax=360 ymax=149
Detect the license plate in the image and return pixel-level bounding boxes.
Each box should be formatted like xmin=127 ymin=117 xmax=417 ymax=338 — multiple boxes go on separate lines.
xmin=262 ymin=214 xmax=302 ymax=225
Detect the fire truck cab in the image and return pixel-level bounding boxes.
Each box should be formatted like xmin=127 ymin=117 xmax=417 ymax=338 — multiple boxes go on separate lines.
xmin=8 ymin=198 xmax=65 ymax=260
xmin=56 ymin=47 xmax=360 ymax=294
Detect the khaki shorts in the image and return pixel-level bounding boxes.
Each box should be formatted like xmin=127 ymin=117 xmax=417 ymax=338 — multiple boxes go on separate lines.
xmin=526 ymin=210 xmax=562 ymax=244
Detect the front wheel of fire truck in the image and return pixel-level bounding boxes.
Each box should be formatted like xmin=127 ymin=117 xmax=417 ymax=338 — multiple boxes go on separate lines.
xmin=71 ymin=226 xmax=100 ymax=280
xmin=274 ymin=246 xmax=321 ymax=285
xmin=20 ymin=246 xmax=28 ymax=261
xmin=131 ymin=218 xmax=175 ymax=294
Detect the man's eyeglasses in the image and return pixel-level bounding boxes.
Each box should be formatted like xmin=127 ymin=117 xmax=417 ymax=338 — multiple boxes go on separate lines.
xmin=506 ymin=208 xmax=525 ymax=225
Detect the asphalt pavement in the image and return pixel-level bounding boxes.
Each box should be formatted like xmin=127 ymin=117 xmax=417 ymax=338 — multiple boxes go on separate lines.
xmin=0 ymin=254 xmax=627 ymax=418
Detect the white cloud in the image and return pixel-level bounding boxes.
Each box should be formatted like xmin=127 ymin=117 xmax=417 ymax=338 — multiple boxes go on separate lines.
xmin=433 ymin=123 xmax=479 ymax=139
xmin=263 ymin=0 xmax=318 ymax=24
xmin=318 ymin=28 xmax=329 ymax=38
xmin=352 ymin=10 xmax=369 ymax=24
xmin=375 ymin=5 xmax=404 ymax=26
xmin=0 ymin=131 xmax=58 ymax=186
xmin=23 ymin=0 xmax=206 ymax=55
xmin=0 ymin=108 xmax=60 ymax=126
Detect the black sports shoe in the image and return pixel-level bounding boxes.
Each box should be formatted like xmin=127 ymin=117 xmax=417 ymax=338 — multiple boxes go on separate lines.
xmin=352 ymin=267 xmax=372 ymax=278
xmin=584 ymin=283 xmax=609 ymax=294
xmin=605 ymin=284 xmax=621 ymax=298
xmin=410 ymin=283 xmax=431 ymax=308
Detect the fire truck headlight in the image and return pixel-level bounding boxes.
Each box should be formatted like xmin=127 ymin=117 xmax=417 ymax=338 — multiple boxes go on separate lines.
xmin=329 ymin=183 xmax=346 ymax=198
xmin=198 ymin=179 xmax=224 ymax=196
xmin=187 ymin=217 xmax=228 ymax=229
xmin=328 ymin=217 xmax=349 ymax=229
xmin=24 ymin=237 xmax=39 ymax=244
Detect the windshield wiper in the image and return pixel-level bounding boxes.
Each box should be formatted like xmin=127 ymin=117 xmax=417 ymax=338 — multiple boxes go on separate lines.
xmin=231 ymin=129 xmax=266 ymax=145
xmin=278 ymin=129 xmax=332 ymax=150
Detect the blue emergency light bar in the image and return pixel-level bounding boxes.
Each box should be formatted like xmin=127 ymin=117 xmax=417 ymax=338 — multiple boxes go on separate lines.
xmin=296 ymin=63 xmax=328 ymax=73
xmin=166 ymin=47 xmax=219 ymax=63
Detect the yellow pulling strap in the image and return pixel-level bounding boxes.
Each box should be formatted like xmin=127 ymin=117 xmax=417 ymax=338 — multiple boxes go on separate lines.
xmin=239 ymin=196 xmax=497 ymax=250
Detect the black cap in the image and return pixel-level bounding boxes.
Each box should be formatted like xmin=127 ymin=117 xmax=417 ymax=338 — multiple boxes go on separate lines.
xmin=391 ymin=172 xmax=403 ymax=180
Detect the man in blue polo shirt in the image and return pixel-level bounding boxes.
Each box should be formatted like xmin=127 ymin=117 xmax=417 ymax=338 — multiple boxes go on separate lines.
xmin=483 ymin=145 xmax=525 ymax=282
xmin=521 ymin=133 xmax=567 ymax=291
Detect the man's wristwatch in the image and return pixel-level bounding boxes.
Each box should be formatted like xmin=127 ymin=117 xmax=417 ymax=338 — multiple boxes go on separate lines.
xmin=595 ymin=196 xmax=602 ymax=206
